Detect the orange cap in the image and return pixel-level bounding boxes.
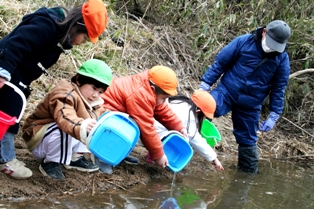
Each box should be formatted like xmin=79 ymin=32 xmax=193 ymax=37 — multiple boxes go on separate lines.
xmin=148 ymin=66 xmax=178 ymax=96
xmin=191 ymin=90 xmax=216 ymax=119
xmin=82 ymin=0 xmax=108 ymax=43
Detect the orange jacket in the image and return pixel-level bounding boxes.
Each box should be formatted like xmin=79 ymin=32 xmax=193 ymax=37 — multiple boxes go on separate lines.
xmin=102 ymin=70 xmax=184 ymax=160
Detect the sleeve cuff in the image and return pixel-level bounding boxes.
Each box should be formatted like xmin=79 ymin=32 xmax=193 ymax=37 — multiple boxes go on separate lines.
xmin=0 ymin=67 xmax=11 ymax=81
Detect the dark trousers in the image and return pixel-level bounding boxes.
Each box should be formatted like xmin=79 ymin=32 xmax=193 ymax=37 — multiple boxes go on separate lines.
xmin=210 ymin=86 xmax=260 ymax=174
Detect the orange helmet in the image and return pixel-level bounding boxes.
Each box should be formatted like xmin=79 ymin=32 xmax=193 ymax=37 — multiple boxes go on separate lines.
xmin=191 ymin=90 xmax=216 ymax=119
xmin=148 ymin=66 xmax=178 ymax=96
xmin=82 ymin=0 xmax=108 ymax=43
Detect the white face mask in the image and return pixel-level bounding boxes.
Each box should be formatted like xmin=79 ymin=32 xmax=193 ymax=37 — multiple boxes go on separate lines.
xmin=261 ymin=38 xmax=275 ymax=53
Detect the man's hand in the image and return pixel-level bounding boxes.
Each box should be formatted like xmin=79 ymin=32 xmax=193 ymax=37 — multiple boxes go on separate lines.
xmin=259 ymin=112 xmax=280 ymax=132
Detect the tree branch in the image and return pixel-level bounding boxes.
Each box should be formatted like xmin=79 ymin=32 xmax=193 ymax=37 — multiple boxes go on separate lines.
xmin=289 ymin=68 xmax=314 ymax=79
xmin=281 ymin=117 xmax=314 ymax=140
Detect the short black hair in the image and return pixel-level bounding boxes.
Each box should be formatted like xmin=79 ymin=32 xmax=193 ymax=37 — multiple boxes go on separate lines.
xmin=149 ymin=80 xmax=168 ymax=95
xmin=71 ymin=74 xmax=108 ymax=91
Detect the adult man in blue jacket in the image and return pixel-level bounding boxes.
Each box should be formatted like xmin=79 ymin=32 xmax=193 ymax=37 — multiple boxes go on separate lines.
xmin=199 ymin=20 xmax=291 ymax=173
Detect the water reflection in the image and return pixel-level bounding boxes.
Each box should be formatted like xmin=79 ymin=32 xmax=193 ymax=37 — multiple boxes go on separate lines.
xmin=213 ymin=171 xmax=256 ymax=208
xmin=2 ymin=160 xmax=314 ymax=209
xmin=160 ymin=197 xmax=180 ymax=209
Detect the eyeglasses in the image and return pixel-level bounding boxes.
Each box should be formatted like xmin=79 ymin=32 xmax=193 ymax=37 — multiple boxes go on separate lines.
xmin=77 ymin=22 xmax=85 ymax=27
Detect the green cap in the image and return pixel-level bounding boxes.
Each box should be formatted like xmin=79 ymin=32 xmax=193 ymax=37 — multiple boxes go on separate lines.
xmin=78 ymin=59 xmax=112 ymax=85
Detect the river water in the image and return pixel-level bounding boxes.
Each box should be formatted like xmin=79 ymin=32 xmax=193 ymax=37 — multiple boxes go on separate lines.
xmin=1 ymin=160 xmax=314 ymax=209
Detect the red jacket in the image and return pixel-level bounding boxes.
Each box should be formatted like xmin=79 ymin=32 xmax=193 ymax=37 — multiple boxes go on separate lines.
xmin=102 ymin=70 xmax=184 ymax=160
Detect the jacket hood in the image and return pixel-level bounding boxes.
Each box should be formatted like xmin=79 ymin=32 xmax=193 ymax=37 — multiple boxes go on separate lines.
xmin=23 ymin=7 xmax=66 ymax=24
xmin=22 ymin=7 xmax=72 ymax=49
xmin=46 ymin=7 xmax=66 ymax=22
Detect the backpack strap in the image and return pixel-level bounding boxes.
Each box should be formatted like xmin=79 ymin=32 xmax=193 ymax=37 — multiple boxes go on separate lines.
xmin=168 ymin=93 xmax=197 ymax=139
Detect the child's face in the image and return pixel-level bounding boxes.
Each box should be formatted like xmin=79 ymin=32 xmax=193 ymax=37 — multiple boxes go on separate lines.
xmin=71 ymin=33 xmax=89 ymax=45
xmin=155 ymin=94 xmax=169 ymax=106
xmin=79 ymin=84 xmax=105 ymax=103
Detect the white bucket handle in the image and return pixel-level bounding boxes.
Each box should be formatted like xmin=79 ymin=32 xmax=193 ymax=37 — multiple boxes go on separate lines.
xmin=4 ymin=81 xmax=27 ymax=123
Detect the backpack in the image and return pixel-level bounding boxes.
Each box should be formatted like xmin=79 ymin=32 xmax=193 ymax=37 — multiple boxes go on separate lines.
xmin=168 ymin=92 xmax=199 ymax=139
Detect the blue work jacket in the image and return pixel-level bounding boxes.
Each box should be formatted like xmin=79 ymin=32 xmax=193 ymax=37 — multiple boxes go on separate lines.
xmin=202 ymin=28 xmax=290 ymax=114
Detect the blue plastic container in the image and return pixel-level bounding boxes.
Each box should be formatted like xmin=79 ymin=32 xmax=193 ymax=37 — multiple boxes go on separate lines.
xmin=162 ymin=131 xmax=193 ymax=172
xmin=86 ymin=112 xmax=140 ymax=166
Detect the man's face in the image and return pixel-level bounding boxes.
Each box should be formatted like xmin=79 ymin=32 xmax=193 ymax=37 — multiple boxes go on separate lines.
xmin=262 ymin=28 xmax=267 ymax=41
xmin=261 ymin=28 xmax=276 ymax=53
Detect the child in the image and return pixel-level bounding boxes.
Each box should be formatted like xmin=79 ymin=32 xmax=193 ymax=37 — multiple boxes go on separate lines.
xmin=100 ymin=66 xmax=188 ymax=173
xmin=22 ymin=59 xmax=112 ymax=180
xmin=0 ymin=0 xmax=108 ymax=179
xmin=153 ymin=90 xmax=224 ymax=171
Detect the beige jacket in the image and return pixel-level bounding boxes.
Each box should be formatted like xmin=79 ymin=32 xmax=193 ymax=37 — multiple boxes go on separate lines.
xmin=22 ymin=79 xmax=107 ymax=151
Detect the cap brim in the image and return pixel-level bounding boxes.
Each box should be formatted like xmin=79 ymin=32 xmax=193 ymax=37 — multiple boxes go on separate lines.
xmin=78 ymin=71 xmax=110 ymax=85
xmin=164 ymin=89 xmax=177 ymax=96
xmin=266 ymin=33 xmax=285 ymax=53
xmin=204 ymin=112 xmax=214 ymax=119
xmin=89 ymin=36 xmax=98 ymax=44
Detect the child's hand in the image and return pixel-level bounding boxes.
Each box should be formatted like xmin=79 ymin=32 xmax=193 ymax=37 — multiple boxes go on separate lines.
xmin=212 ymin=158 xmax=224 ymax=171
xmin=180 ymin=128 xmax=188 ymax=139
xmin=0 ymin=77 xmax=7 ymax=89
xmin=154 ymin=154 xmax=168 ymax=168
xmin=86 ymin=119 xmax=97 ymax=133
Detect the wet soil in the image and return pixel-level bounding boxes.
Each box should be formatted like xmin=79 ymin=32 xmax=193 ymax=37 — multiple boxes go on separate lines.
xmin=0 ymin=135 xmax=221 ymax=201
xmin=1 ymin=115 xmax=313 ymax=202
